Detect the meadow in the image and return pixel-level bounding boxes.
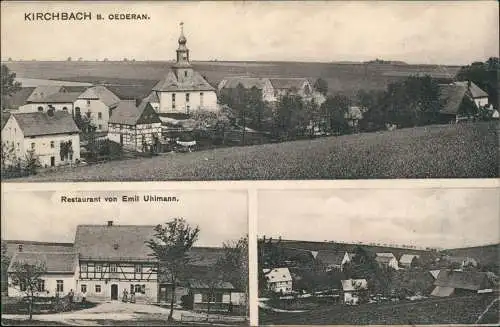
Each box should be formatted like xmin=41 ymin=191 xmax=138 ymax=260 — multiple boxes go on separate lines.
xmin=10 ymin=121 xmax=499 ymax=182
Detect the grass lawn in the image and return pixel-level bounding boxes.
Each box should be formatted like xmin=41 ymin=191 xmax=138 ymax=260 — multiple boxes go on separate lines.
xmin=259 ymin=294 xmax=499 ymax=325
xmin=8 ymin=121 xmax=499 ymax=182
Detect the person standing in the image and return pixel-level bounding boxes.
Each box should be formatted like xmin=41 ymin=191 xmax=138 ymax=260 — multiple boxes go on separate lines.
xmin=68 ymin=289 xmax=74 ymax=303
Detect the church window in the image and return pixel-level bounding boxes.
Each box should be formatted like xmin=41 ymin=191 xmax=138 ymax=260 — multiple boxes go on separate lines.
xmin=185 ymin=93 xmax=190 ymax=102
xmin=37 ymin=106 xmax=44 ymax=112
xmin=184 ymin=71 xmax=187 ymax=77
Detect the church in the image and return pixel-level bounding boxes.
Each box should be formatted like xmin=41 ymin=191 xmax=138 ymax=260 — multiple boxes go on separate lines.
xmin=151 ymin=23 xmax=218 ymax=114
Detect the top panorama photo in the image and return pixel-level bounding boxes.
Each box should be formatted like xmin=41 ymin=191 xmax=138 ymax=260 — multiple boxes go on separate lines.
xmin=1 ymin=1 xmax=499 ymax=182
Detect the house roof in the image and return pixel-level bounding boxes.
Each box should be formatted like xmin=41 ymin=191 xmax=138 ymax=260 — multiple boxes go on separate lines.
xmin=31 ymin=92 xmax=82 ymax=104
xmin=152 ymin=70 xmax=215 ymax=92
xmin=26 ymin=86 xmax=65 ymax=103
xmin=431 ymin=286 xmax=455 ymax=297
xmin=74 ymin=224 xmax=157 ymax=262
xmin=4 ymin=240 xmax=74 ymax=259
xmin=456 ymin=81 xmax=488 ymax=98
xmin=341 ymin=279 xmax=368 ymax=292
xmin=439 ymin=83 xmax=468 ymax=115
xmin=399 ymin=254 xmax=419 ymax=265
xmin=434 ymin=270 xmax=491 ymax=291
xmin=143 ymin=91 xmax=159 ymax=103
xmin=265 ymin=267 xmax=292 ymax=283
xmin=187 ymin=279 xmax=235 ymax=290
xmin=269 ymin=78 xmax=308 ymax=90
xmin=77 ymin=86 xmax=121 ymax=107
xmin=376 ymin=252 xmax=396 ymax=259
xmin=315 ymin=251 xmax=346 ymax=266
xmin=7 ymin=251 xmax=77 ymax=274
xmin=1 ymin=112 xmax=11 ymax=129
xmin=219 ymin=77 xmax=269 ymax=90
xmin=2 ymin=87 xmax=36 ymax=110
xmin=108 ymin=100 xmax=159 ymax=125
xmin=12 ymin=111 xmax=80 ymax=137
xmin=63 ymin=86 xmax=90 ymax=94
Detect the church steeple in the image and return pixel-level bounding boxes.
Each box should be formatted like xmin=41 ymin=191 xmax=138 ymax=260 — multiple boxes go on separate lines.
xmin=175 ymin=22 xmax=190 ymax=67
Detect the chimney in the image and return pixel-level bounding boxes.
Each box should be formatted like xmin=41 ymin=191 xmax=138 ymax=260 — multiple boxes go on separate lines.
xmin=107 ymin=220 xmax=113 ymax=226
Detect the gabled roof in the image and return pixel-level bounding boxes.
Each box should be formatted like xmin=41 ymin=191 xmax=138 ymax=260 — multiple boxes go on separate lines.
xmin=2 ymin=87 xmax=36 ymax=109
xmin=152 ymin=70 xmax=215 ymax=92
xmin=77 ymin=86 xmax=121 ymax=107
xmin=63 ymin=86 xmax=90 ymax=94
xmin=455 ymin=81 xmax=488 ymax=98
xmin=26 ymin=86 xmax=65 ymax=103
xmin=219 ymin=77 xmax=270 ymax=90
xmin=269 ymin=78 xmax=309 ymax=90
xmin=439 ymin=83 xmax=468 ymax=115
xmin=108 ymin=100 xmax=159 ymax=126
xmin=341 ymin=279 xmax=368 ymax=292
xmin=1 ymin=112 xmax=11 ymax=129
xmin=12 ymin=111 xmax=80 ymax=137
xmin=74 ymin=224 xmax=157 ymax=262
xmin=143 ymin=91 xmax=159 ymax=103
xmin=399 ymin=254 xmax=419 ymax=265
xmin=187 ymin=279 xmax=235 ymax=290
xmin=30 ymin=92 xmax=82 ymax=104
xmin=4 ymin=240 xmax=74 ymax=258
xmin=264 ymin=267 xmax=292 ymax=283
xmin=434 ymin=270 xmax=491 ymax=291
xmin=7 ymin=251 xmax=77 ymax=274
xmin=316 ymin=251 xmax=346 ymax=266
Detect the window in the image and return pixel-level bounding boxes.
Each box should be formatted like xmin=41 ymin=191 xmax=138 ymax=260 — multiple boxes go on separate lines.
xmin=95 ymin=264 xmax=102 ymax=273
xmin=56 ymin=280 xmax=64 ymax=293
xmin=81 ymin=263 xmax=87 ymax=272
xmin=95 ymin=285 xmax=101 ymax=293
xmin=62 ymin=107 xmax=68 ymax=112
xmin=81 ymin=285 xmax=87 ymax=293
xmin=184 ymin=71 xmax=188 ymax=77
xmin=50 ymin=141 xmax=55 ymax=148
xmin=185 ymin=93 xmax=190 ymax=102
xmin=134 ymin=284 xmax=142 ymax=293
xmin=98 ymin=124 xmax=102 ymax=130
xmin=31 ymin=143 xmax=35 ymax=150
xmin=37 ymin=280 xmax=45 ymax=292
xmin=20 ymin=281 xmax=27 ymax=292
xmin=37 ymin=106 xmax=44 ymax=112
xmin=172 ymin=94 xmax=176 ymax=101
xmin=86 ymin=112 xmax=91 ymax=118
xmin=75 ymin=107 xmax=81 ymax=117
xmin=98 ymin=112 xmax=102 ymax=119
xmin=203 ymin=292 xmax=223 ymax=303
xmin=134 ymin=264 xmax=142 ymax=274
xmin=200 ymin=92 xmax=204 ymax=106
xmin=110 ymin=264 xmax=117 ymax=273
xmin=87 ymin=100 xmax=91 ymax=106
xmin=186 ymin=105 xmax=190 ymax=114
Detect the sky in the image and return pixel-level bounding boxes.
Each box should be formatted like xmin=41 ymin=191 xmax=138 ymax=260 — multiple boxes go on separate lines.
xmin=1 ymin=190 xmax=247 ymax=247
xmin=258 ymin=188 xmax=500 ymax=249
xmin=1 ymin=1 xmax=498 ymax=65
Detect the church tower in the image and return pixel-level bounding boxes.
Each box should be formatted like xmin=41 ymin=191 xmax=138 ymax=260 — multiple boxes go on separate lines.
xmin=173 ymin=22 xmax=193 ymax=82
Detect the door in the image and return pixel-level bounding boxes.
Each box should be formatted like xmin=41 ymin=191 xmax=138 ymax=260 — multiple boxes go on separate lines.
xmin=159 ymin=285 xmax=168 ymax=303
xmin=50 ymin=156 xmax=55 ymax=167
xmin=111 ymin=284 xmax=118 ymax=300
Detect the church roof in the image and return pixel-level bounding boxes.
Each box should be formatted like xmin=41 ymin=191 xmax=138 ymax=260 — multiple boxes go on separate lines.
xmin=152 ymin=70 xmax=215 ymax=92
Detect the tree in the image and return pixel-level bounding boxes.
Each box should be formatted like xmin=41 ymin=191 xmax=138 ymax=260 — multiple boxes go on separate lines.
xmin=321 ymin=95 xmax=350 ymax=135
xmin=146 ymin=219 xmax=200 ymax=321
xmin=1 ymin=141 xmax=17 ymax=170
xmin=217 ymin=236 xmax=248 ymax=302
xmin=314 ymin=78 xmax=329 ymax=96
xmin=1 ymin=241 xmax=10 ymax=293
xmin=273 ymin=93 xmax=305 ymax=140
xmin=1 ymin=64 xmax=22 ymax=110
xmin=9 ymin=261 xmax=47 ymax=320
xmin=24 ymin=149 xmax=40 ymax=175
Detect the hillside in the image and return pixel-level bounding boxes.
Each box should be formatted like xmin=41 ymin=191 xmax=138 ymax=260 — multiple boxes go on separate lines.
xmin=9 ymin=121 xmax=499 ymax=182
xmin=443 ymin=244 xmax=500 ymax=267
xmin=3 ymin=60 xmax=461 ymax=100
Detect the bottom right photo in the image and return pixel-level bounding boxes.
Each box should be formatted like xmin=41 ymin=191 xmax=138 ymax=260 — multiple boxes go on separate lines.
xmin=257 ymin=186 xmax=500 ymax=325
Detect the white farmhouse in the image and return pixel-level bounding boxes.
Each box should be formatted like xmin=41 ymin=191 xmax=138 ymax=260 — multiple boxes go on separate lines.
xmin=341 ymin=279 xmax=368 ymax=305
xmin=218 ymin=77 xmax=276 ymax=103
xmin=375 ymin=253 xmax=399 ymax=270
xmin=152 ymin=23 xmax=218 ymax=114
xmin=8 ymin=251 xmax=79 ymax=298
xmin=74 ymin=85 xmax=121 ymax=132
xmin=108 ymin=100 xmax=162 ymax=152
xmin=399 ymin=254 xmax=420 ymax=269
xmin=1 ymin=110 xmax=81 ymax=168
xmin=263 ymin=267 xmax=293 ymax=294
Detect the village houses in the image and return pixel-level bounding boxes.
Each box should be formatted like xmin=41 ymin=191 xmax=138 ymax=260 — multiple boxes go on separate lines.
xmin=152 ymin=22 xmax=218 ymax=115
xmin=6 ymin=222 xmax=244 ymax=312
xmin=430 ymin=270 xmax=495 ymax=297
xmin=399 ymin=254 xmax=420 ymax=269
xmin=341 ymin=279 xmax=368 ymax=305
xmin=17 ymin=85 xmax=87 ymax=116
xmin=315 ymin=250 xmax=353 ymax=272
xmin=1 ymin=110 xmax=81 ymax=167
xmin=107 ymin=100 xmax=162 ymax=153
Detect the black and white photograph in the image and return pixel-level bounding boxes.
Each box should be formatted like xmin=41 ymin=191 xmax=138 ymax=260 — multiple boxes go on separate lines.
xmin=257 ymin=185 xmax=500 ymax=325
xmin=1 ymin=1 xmax=498 ymax=181
xmin=0 ymin=188 xmax=249 ymax=326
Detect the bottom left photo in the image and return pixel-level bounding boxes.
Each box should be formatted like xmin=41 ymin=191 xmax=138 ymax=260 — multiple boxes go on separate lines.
xmin=1 ymin=188 xmax=249 ymax=326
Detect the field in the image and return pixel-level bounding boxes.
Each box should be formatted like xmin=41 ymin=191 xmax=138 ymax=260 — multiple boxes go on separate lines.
xmin=259 ymin=294 xmax=499 ymax=325
xmin=444 ymin=244 xmax=500 ymax=267
xmin=9 ymin=121 xmax=499 ymax=182
xmin=3 ymin=60 xmax=461 ymax=100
